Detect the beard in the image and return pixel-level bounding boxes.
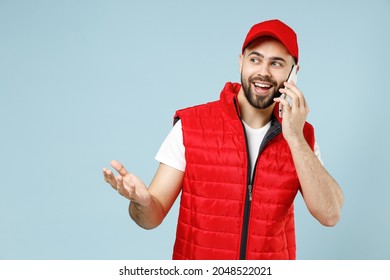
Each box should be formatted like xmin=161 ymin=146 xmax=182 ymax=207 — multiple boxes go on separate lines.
xmin=241 ymin=74 xmax=283 ymax=109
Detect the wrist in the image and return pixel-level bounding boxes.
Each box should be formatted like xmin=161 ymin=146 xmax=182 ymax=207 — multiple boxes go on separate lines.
xmin=284 ymin=131 xmax=305 ymax=144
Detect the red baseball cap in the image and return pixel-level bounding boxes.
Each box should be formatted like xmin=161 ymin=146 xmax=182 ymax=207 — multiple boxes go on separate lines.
xmin=242 ymin=19 xmax=299 ymax=63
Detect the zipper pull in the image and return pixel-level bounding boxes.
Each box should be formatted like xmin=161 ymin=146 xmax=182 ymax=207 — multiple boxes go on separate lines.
xmin=248 ymin=185 xmax=253 ymax=201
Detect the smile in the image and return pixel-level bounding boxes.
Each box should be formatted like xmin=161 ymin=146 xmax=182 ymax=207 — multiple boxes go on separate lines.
xmin=254 ymin=82 xmax=272 ymax=89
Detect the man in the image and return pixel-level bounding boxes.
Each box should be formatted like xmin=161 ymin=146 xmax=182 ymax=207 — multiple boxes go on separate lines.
xmin=103 ymin=19 xmax=343 ymax=260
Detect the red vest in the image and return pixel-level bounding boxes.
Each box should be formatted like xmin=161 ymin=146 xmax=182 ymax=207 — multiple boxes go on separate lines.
xmin=172 ymin=82 xmax=315 ymax=259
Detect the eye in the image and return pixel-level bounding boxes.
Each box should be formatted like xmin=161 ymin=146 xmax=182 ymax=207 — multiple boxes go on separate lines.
xmin=271 ymin=61 xmax=283 ymax=67
xmin=250 ymin=57 xmax=260 ymax=64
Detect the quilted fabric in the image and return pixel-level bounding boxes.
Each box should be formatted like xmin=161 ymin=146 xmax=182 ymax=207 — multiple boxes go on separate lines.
xmin=172 ymin=82 xmax=315 ymax=259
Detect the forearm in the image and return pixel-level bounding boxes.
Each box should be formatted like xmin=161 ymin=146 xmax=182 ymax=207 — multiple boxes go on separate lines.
xmin=129 ymin=195 xmax=166 ymax=230
xmin=288 ymin=136 xmax=344 ymax=226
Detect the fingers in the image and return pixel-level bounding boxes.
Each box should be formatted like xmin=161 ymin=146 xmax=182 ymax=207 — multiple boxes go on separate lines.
xmin=275 ymin=82 xmax=310 ymax=142
xmin=276 ymin=95 xmax=291 ymax=109
xmin=103 ymin=162 xmax=152 ymax=206
xmin=110 ymin=160 xmax=129 ymax=176
xmin=278 ymin=81 xmax=309 ymax=114
xmin=118 ymin=174 xmax=138 ymax=197
xmin=103 ymin=161 xmax=137 ymax=200
xmin=102 ymin=167 xmax=118 ymax=190
xmin=102 ymin=160 xmax=130 ymax=190
xmin=274 ymin=95 xmax=290 ymax=118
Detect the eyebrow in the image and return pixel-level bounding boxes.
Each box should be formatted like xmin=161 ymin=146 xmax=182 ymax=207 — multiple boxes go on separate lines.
xmin=248 ymin=51 xmax=287 ymax=63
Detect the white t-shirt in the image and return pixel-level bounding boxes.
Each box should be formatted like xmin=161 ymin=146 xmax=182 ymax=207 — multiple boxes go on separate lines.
xmin=155 ymin=119 xmax=323 ymax=173
xmin=242 ymin=120 xmax=271 ymax=179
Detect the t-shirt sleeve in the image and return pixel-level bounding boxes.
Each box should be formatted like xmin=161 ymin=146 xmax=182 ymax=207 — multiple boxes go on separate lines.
xmin=155 ymin=119 xmax=186 ymax=172
xmin=314 ymin=140 xmax=324 ymax=165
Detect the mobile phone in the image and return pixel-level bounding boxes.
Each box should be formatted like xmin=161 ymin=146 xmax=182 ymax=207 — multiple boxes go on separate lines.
xmin=279 ymin=65 xmax=298 ymax=118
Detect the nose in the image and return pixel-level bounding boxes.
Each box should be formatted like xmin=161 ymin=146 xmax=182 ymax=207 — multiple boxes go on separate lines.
xmin=257 ymin=63 xmax=271 ymax=77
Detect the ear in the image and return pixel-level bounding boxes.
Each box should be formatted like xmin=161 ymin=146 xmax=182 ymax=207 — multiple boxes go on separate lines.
xmin=296 ymin=64 xmax=300 ymax=73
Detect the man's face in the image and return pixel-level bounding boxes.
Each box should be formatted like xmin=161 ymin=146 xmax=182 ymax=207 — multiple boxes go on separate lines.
xmin=240 ymin=37 xmax=296 ymax=110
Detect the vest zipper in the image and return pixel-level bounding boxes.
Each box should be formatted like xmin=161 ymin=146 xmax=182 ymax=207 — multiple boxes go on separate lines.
xmin=238 ymin=114 xmax=282 ymax=260
xmin=248 ymin=185 xmax=253 ymax=201
xmin=239 ymin=121 xmax=254 ymax=260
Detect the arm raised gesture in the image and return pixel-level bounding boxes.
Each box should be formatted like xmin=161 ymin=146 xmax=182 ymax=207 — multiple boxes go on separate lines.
xmin=274 ymin=82 xmax=344 ymax=226
xmin=103 ymin=160 xmax=183 ymax=229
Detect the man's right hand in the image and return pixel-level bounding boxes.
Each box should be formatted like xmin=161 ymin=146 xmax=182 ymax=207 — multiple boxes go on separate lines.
xmin=102 ymin=160 xmax=152 ymax=207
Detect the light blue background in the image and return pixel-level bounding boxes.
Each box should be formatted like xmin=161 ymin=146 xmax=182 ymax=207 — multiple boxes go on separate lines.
xmin=1 ymin=0 xmax=389 ymax=260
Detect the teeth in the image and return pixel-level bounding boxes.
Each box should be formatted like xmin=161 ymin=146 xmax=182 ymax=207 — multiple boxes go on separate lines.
xmin=255 ymin=83 xmax=271 ymax=88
